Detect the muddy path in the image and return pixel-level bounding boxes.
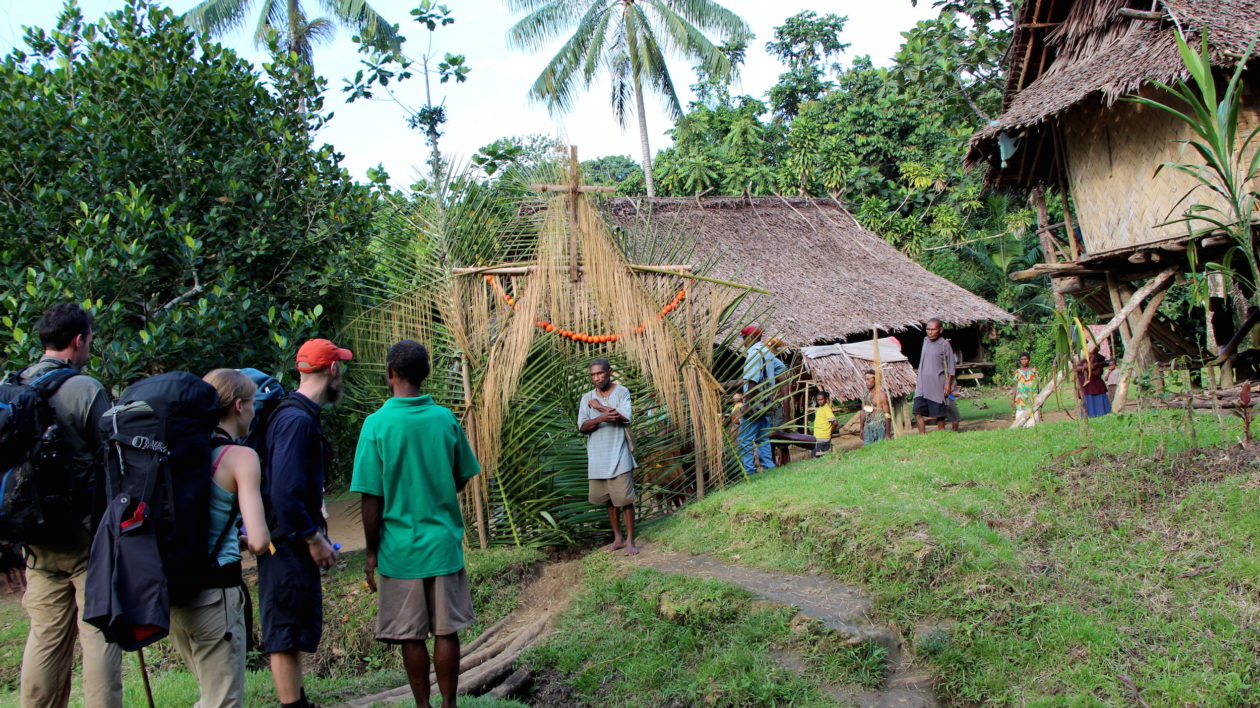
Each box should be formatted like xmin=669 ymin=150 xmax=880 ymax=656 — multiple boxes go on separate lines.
xmin=340 ymin=541 xmax=937 ymax=707
xmin=627 ymin=544 xmax=936 ymax=708
xmin=335 ymin=558 xmax=582 ymax=707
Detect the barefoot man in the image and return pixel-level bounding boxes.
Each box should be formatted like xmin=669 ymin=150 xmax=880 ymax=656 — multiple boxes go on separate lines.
xmin=578 ymin=358 xmax=639 ymax=556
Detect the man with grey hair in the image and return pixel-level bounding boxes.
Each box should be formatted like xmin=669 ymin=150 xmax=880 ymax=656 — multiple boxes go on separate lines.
xmin=578 ymin=358 xmax=638 ymax=556
xmin=913 ymin=318 xmax=956 ymax=434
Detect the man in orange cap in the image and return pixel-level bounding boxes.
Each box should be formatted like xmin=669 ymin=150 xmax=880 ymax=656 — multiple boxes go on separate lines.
xmin=258 ymin=338 xmax=351 ymax=708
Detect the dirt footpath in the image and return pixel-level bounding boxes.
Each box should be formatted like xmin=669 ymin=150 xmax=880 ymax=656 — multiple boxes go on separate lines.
xmin=324 ymin=496 xmax=365 ymax=553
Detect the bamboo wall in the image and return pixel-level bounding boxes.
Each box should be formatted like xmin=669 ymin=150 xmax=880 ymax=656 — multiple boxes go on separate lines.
xmin=1062 ymin=86 xmax=1260 ymax=254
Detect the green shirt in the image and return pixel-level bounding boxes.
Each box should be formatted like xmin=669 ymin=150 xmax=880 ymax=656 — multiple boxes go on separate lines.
xmin=350 ymin=396 xmax=481 ymax=579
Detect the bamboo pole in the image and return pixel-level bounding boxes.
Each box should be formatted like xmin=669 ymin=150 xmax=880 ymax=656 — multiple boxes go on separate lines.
xmin=568 ymin=147 xmax=580 ymax=282
xmin=461 ymin=355 xmax=488 ymax=550
xmin=452 ymin=264 xmax=694 ymax=275
xmin=451 ymin=263 xmax=695 ymax=274
xmin=1013 ymin=267 xmax=1177 ymax=427
xmin=530 ymin=184 xmax=616 ymax=193
xmin=1111 ymin=283 xmax=1172 ymax=413
xmin=452 ymin=263 xmax=771 ymax=294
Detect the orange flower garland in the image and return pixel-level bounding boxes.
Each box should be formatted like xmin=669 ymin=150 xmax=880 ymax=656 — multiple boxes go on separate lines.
xmin=484 ymin=274 xmax=685 ymax=343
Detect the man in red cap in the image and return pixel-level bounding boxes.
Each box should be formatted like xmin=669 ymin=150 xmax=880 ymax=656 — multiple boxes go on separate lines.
xmin=737 ymin=325 xmax=784 ymax=475
xmin=258 ymin=338 xmax=351 ymax=708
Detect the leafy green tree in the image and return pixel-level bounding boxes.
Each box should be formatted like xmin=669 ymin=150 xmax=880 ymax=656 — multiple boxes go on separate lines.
xmin=0 ymin=0 xmax=376 ymax=393
xmin=654 ymin=96 xmax=782 ymax=197
xmin=899 ymin=1 xmax=1011 ymax=123
xmin=581 ymin=155 xmax=642 ymax=185
xmin=344 ymin=1 xmax=470 ymax=183
xmin=650 ymin=2 xmax=1051 ymax=323
xmin=506 ymin=0 xmax=750 ymax=197
xmin=473 ymin=134 xmax=565 ymax=180
xmin=184 ymin=0 xmax=401 ymax=67
xmin=765 ymin=11 xmax=848 ymax=120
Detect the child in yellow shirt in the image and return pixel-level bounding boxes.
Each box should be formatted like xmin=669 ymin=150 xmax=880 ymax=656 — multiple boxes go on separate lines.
xmin=811 ymin=390 xmax=837 ymax=457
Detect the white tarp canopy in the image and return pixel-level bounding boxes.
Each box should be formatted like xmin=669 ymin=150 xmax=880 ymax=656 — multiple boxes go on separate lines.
xmin=801 ymin=339 xmax=908 ymax=363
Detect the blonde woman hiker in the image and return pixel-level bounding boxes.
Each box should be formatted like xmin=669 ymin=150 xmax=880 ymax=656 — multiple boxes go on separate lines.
xmin=168 ymin=369 xmax=272 ymax=708
xmin=1010 ymin=352 xmax=1040 ymax=424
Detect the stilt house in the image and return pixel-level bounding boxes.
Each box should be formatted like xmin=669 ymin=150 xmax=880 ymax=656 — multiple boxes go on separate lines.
xmin=967 ymin=0 xmax=1260 ymax=410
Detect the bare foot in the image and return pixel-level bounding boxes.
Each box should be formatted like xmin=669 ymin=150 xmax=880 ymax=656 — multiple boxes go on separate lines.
xmin=601 ymin=539 xmax=627 ymax=552
xmin=623 ymin=542 xmax=639 ymax=556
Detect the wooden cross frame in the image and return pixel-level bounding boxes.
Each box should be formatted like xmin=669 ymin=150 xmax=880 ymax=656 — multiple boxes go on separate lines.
xmin=529 ymin=146 xmax=616 ymax=281
xmin=463 ymin=145 xmax=769 ymax=293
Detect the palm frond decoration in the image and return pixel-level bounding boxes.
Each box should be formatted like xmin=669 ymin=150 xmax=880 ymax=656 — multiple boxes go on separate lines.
xmin=342 ymin=165 xmax=753 ymax=547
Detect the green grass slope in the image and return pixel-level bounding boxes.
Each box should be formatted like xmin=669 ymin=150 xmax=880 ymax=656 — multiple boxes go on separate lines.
xmin=654 ymin=412 xmax=1260 ymax=705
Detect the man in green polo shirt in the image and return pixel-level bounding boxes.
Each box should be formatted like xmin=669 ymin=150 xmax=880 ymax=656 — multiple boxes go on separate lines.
xmin=351 ymin=339 xmax=481 ymax=708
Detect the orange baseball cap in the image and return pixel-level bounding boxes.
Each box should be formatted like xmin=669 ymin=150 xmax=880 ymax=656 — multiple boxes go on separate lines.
xmin=296 ymin=338 xmax=353 ymax=373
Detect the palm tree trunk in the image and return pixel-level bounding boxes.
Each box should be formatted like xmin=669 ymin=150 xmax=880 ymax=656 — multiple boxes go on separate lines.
xmin=287 ymin=0 xmax=301 ymax=56
xmin=635 ymin=77 xmax=656 ymax=198
xmin=622 ymin=0 xmax=655 ymax=198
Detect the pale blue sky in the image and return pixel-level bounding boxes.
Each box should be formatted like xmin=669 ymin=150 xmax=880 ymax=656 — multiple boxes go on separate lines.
xmin=0 ymin=1 xmax=936 ymax=189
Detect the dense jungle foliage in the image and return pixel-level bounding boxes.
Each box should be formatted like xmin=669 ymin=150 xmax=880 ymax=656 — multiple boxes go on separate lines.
xmin=0 ymin=1 xmax=376 ymax=392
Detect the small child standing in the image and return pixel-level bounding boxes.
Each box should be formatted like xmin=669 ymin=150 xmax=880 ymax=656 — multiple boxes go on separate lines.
xmin=811 ymin=390 xmax=837 ymax=457
xmin=1011 ymin=352 xmax=1040 ymax=425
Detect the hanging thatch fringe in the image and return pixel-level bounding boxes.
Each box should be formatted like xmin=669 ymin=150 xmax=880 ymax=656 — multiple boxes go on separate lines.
xmin=968 ymin=0 xmax=1260 ymax=172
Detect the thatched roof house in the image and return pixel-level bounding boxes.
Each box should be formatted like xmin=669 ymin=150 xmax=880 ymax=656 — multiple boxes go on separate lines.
xmin=801 ymin=340 xmax=917 ymax=401
xmin=603 ymin=197 xmax=1013 ymax=349
xmin=968 ymin=0 xmax=1260 ymax=258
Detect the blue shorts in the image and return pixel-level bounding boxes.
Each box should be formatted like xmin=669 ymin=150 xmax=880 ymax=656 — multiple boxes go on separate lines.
xmin=258 ymin=537 xmax=323 ymax=653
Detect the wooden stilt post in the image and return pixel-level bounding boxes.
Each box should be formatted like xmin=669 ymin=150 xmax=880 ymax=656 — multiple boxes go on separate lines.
xmin=1106 ymin=272 xmax=1135 ymax=345
xmin=1060 ymin=188 xmax=1081 ymax=262
xmin=1111 ymin=283 xmax=1173 ymax=412
xmin=1118 ymin=282 xmax=1156 ymax=373
xmin=1031 ymin=187 xmax=1068 ymax=311
xmin=1014 ymin=267 xmax=1176 ymax=427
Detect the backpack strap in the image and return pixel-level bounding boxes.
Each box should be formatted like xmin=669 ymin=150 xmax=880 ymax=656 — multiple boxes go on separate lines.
xmin=258 ymin=396 xmax=322 ymax=460
xmin=26 ymin=366 xmax=78 ymax=398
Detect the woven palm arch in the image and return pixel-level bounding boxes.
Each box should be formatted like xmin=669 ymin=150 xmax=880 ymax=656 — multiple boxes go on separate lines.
xmin=967 ymin=0 xmax=1260 ymax=423
xmin=343 ymin=164 xmax=754 ymax=548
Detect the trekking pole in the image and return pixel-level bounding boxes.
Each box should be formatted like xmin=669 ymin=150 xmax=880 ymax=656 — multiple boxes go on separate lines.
xmin=136 ymin=647 xmax=156 ymax=708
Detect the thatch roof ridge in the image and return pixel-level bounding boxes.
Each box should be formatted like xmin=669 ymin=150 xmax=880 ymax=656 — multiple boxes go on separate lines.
xmin=969 ymin=0 xmax=1260 ymax=166
xmin=604 ymin=196 xmax=1013 ymax=347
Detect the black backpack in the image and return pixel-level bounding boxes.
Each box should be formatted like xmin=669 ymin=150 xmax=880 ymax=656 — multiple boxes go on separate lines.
xmin=84 ymin=372 xmax=223 ymax=650
xmin=0 ymin=365 xmax=87 ymax=548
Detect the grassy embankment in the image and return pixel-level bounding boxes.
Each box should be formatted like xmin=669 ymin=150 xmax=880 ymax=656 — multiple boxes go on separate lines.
xmin=526 ymin=410 xmax=1260 ymax=705
xmin=661 ymin=411 xmax=1259 ymax=704
xmin=525 ymin=552 xmax=888 ymax=706
xmin=0 ymin=546 xmax=541 ymax=707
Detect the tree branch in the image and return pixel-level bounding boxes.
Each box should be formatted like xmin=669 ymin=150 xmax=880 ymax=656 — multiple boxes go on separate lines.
xmin=956 ymin=76 xmax=991 ymax=123
xmin=150 ymin=272 xmax=202 ymax=319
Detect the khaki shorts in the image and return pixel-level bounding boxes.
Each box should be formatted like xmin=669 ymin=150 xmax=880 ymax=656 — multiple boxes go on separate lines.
xmin=377 ymin=569 xmax=475 ymax=641
xmin=589 ymin=472 xmax=636 ymax=507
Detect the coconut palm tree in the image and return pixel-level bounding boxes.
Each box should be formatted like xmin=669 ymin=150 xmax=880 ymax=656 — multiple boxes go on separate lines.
xmin=184 ymin=0 xmax=401 ymax=67
xmin=506 ymin=0 xmax=750 ymax=197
